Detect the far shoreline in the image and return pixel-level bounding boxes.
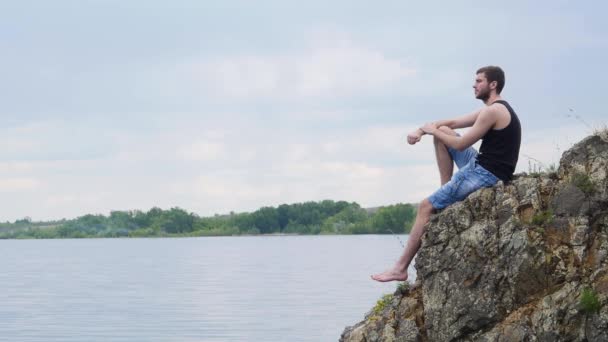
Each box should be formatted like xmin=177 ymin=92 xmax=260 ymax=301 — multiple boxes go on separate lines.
xmin=0 ymin=232 xmax=410 ymax=241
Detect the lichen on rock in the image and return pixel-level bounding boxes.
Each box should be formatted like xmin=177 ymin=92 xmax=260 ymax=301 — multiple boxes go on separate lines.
xmin=341 ymin=133 xmax=608 ymax=342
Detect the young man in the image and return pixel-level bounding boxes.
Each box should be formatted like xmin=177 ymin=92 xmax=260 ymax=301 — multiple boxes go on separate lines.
xmin=372 ymin=66 xmax=521 ymax=282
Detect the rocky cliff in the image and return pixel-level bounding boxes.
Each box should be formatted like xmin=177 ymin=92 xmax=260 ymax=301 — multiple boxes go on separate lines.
xmin=341 ymin=132 xmax=608 ymax=342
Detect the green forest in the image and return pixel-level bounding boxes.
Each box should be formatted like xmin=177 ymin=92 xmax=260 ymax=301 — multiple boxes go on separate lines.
xmin=0 ymin=200 xmax=416 ymax=239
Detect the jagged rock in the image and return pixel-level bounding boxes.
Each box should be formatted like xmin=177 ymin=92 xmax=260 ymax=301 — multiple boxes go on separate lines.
xmin=341 ymin=132 xmax=608 ymax=342
xmin=552 ymin=183 xmax=588 ymax=216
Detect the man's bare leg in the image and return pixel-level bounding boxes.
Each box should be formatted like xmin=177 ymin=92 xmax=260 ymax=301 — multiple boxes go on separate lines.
xmin=434 ymin=126 xmax=459 ymax=185
xmin=371 ymin=127 xmax=460 ymax=282
xmin=371 ymin=198 xmax=435 ymax=282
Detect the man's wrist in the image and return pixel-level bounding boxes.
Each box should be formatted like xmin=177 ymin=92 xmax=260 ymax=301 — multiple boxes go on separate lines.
xmin=416 ymin=128 xmax=425 ymax=135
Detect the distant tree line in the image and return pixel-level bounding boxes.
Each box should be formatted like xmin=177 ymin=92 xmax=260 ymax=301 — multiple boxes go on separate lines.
xmin=0 ymin=200 xmax=416 ymax=239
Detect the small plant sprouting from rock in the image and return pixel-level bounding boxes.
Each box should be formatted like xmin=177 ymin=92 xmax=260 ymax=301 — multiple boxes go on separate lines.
xmin=546 ymin=163 xmax=558 ymax=177
xmin=595 ymin=124 xmax=608 ymax=142
xmin=527 ymin=160 xmax=543 ymax=177
xmin=531 ymin=210 xmax=554 ymax=226
xmin=579 ymin=287 xmax=601 ymax=314
xmin=524 ymin=157 xmax=557 ymax=178
xmin=373 ymin=294 xmax=394 ymax=314
xmin=396 ymin=282 xmax=409 ymax=293
xmin=571 ymin=172 xmax=595 ymax=195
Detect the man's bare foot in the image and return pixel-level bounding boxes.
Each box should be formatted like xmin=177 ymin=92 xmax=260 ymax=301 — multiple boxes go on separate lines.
xmin=371 ymin=268 xmax=408 ymax=282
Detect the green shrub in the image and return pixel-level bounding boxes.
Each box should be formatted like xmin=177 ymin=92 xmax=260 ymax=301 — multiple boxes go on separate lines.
xmin=593 ymin=125 xmax=608 ymax=140
xmin=373 ymin=294 xmax=394 ymax=314
xmin=531 ymin=210 xmax=554 ymax=226
xmin=580 ymin=288 xmax=601 ymax=314
xmin=526 ymin=159 xmax=558 ymax=178
xmin=571 ymin=172 xmax=595 ymax=195
xmin=396 ymin=282 xmax=410 ymax=294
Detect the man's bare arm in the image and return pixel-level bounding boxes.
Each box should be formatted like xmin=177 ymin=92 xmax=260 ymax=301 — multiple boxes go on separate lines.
xmin=406 ymin=109 xmax=481 ymax=145
xmin=422 ymin=107 xmax=497 ymax=151
xmin=433 ymin=109 xmax=481 ymax=129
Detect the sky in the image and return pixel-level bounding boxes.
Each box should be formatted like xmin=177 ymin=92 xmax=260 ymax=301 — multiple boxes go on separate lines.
xmin=1 ymin=0 xmax=607 ymax=222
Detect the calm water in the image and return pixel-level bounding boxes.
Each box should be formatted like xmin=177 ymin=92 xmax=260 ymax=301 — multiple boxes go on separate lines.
xmin=0 ymin=235 xmax=415 ymax=342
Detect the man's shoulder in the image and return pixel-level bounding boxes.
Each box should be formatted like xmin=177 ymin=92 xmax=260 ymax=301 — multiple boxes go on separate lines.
xmin=487 ymin=102 xmax=507 ymax=112
xmin=480 ymin=103 xmax=509 ymax=119
xmin=477 ymin=105 xmax=501 ymax=120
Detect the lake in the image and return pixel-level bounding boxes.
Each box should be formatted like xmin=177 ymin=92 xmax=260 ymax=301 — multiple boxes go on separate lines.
xmin=0 ymin=235 xmax=415 ymax=342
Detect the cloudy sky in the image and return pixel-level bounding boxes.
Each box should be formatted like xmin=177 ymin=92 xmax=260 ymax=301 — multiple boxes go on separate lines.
xmin=1 ymin=0 xmax=606 ymax=221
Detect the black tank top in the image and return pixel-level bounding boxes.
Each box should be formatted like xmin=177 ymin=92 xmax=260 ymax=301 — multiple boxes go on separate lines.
xmin=476 ymin=100 xmax=521 ymax=183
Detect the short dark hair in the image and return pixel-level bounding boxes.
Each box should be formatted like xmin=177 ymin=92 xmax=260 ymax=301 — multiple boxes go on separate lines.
xmin=476 ymin=66 xmax=505 ymax=94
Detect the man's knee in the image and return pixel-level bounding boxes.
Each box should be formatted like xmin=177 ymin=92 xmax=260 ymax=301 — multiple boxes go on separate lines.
xmin=433 ymin=126 xmax=456 ymax=145
xmin=419 ymin=198 xmax=435 ymax=215
xmin=438 ymin=126 xmax=457 ymax=135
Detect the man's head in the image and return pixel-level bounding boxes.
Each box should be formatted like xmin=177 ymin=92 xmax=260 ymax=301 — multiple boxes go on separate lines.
xmin=474 ymin=66 xmax=505 ymax=101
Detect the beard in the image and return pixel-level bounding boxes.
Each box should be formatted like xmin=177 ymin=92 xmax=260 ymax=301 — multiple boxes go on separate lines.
xmin=475 ymin=86 xmax=491 ymax=101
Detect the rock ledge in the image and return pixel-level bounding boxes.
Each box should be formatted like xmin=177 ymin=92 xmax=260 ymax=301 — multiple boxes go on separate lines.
xmin=341 ymin=133 xmax=608 ymax=342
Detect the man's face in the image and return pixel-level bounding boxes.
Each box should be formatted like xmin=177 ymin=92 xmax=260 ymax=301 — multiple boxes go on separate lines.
xmin=473 ymin=73 xmax=492 ymax=101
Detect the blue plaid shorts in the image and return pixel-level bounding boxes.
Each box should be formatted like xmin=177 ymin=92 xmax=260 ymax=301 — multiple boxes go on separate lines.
xmin=428 ymin=146 xmax=499 ymax=210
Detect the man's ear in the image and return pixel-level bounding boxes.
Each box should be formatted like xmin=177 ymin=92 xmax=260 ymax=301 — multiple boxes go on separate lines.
xmin=489 ymin=81 xmax=498 ymax=90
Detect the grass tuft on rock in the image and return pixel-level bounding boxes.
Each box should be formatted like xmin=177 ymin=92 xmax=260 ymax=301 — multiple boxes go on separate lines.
xmin=571 ymin=172 xmax=595 ymax=195
xmin=396 ymin=282 xmax=409 ymax=294
xmin=373 ymin=294 xmax=394 ymax=314
xmin=580 ymin=287 xmax=601 ymax=314
xmin=594 ymin=125 xmax=608 ymax=141
xmin=531 ymin=210 xmax=554 ymax=226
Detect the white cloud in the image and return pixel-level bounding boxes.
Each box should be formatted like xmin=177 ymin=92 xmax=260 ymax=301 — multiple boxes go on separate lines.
xmin=183 ymin=36 xmax=416 ymax=100
xmin=0 ymin=138 xmax=39 ymax=155
xmin=44 ymin=193 xmax=108 ymax=208
xmin=169 ymin=174 xmax=283 ymax=214
xmin=280 ymin=124 xmax=439 ymax=167
xmin=0 ymin=178 xmax=40 ymax=192
xmin=0 ymin=162 xmax=36 ymax=173
xmin=169 ymin=158 xmax=438 ymax=216
xmin=177 ymin=140 xmax=226 ymax=162
xmin=163 ymin=124 xmax=442 ymax=215
xmin=0 ymin=120 xmax=114 ymax=162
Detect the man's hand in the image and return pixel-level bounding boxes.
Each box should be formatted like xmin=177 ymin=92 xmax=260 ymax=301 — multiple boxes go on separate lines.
xmin=406 ymin=128 xmax=424 ymax=145
xmin=420 ymin=122 xmax=438 ymax=135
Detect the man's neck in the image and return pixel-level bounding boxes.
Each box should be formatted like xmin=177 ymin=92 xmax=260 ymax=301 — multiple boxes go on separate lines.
xmin=484 ymin=94 xmax=502 ymax=105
